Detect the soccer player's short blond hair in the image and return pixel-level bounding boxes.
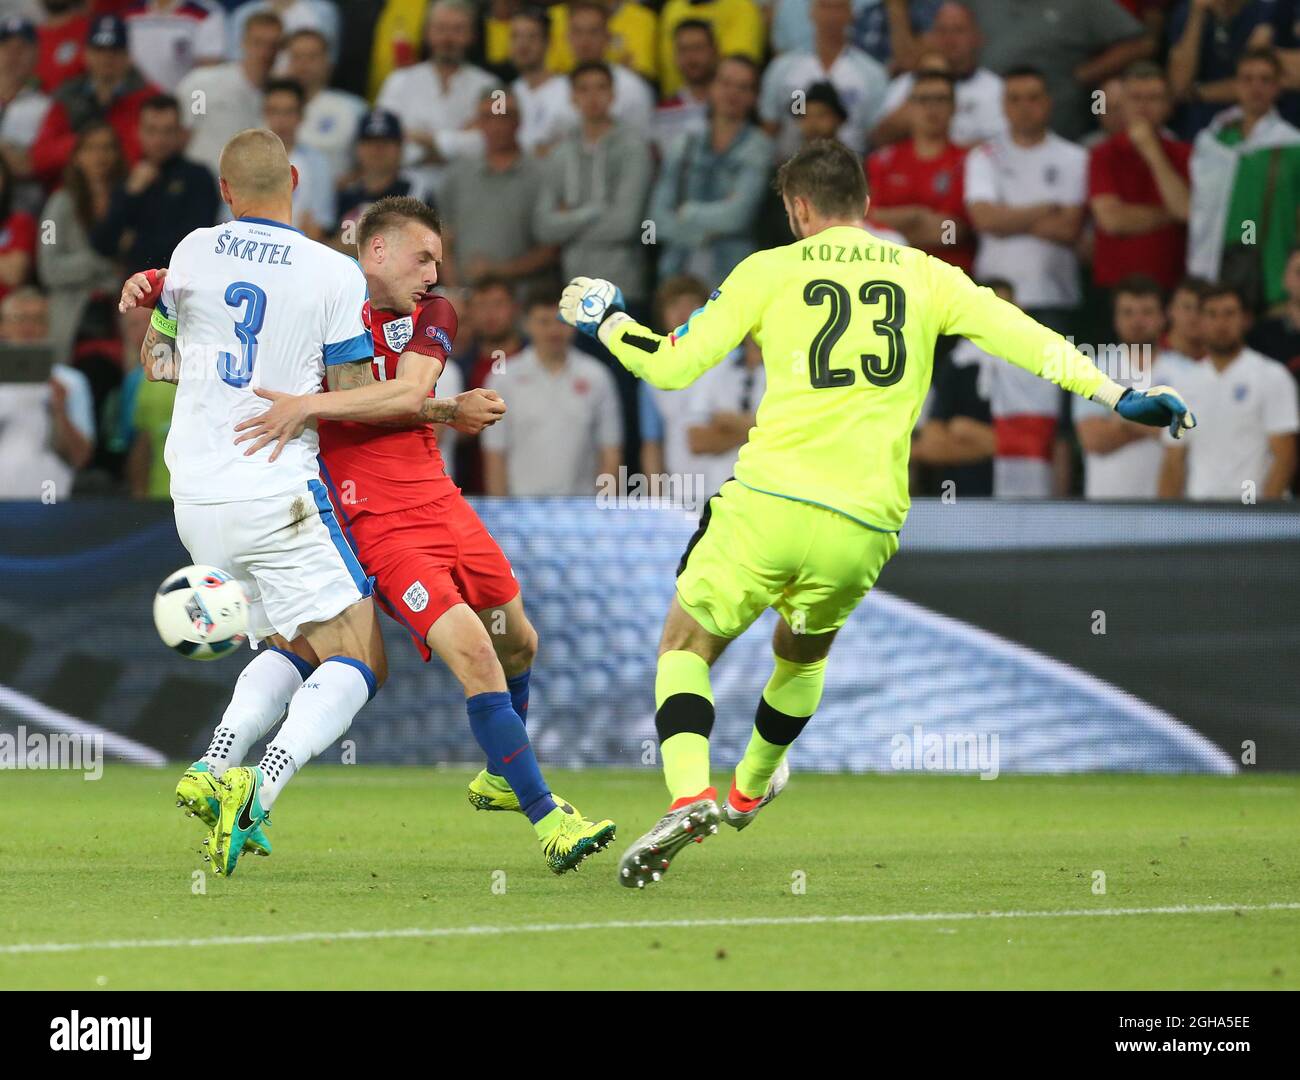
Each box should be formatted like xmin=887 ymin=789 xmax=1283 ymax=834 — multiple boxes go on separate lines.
xmin=218 ymin=128 xmax=292 ymax=203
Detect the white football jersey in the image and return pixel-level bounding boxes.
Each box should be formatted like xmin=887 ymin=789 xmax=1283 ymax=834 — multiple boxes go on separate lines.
xmin=159 ymin=217 xmax=371 ymax=504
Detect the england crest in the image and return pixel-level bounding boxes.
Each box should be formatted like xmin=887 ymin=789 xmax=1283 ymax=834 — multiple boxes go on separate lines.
xmin=403 ymin=580 xmax=429 ymax=612
xmin=384 ymin=316 xmax=414 ymax=354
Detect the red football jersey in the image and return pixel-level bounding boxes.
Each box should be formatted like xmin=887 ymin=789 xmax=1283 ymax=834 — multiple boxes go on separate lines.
xmin=1089 ymin=131 xmax=1190 ymax=291
xmin=867 ymin=140 xmax=974 ymax=271
xmin=36 ymin=14 xmax=90 ymax=94
xmin=317 ymin=295 xmax=459 ymax=520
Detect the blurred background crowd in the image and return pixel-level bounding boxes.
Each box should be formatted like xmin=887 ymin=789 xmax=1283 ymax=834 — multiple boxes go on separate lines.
xmin=0 ymin=0 xmax=1297 ymax=506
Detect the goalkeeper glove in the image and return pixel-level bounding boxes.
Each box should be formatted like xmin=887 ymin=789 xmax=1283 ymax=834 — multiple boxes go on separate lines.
xmin=559 ymin=276 xmax=630 ymax=342
xmin=1113 ymin=384 xmax=1197 ymax=439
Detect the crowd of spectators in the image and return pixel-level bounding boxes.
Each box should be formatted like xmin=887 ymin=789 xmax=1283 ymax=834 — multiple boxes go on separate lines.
xmin=0 ymin=0 xmax=1297 ymax=505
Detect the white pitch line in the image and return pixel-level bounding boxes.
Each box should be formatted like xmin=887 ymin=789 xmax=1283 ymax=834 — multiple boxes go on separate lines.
xmin=2 ymin=902 xmax=1299 ymax=957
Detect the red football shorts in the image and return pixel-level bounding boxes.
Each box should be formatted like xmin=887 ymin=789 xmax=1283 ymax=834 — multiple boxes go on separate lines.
xmin=345 ymin=493 xmax=519 ymax=660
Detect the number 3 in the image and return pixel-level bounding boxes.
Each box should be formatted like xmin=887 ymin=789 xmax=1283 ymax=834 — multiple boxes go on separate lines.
xmin=218 ymin=281 xmax=267 ymax=388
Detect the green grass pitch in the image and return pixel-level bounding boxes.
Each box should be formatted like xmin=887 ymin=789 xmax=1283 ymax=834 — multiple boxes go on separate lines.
xmin=0 ymin=766 xmax=1296 ymax=990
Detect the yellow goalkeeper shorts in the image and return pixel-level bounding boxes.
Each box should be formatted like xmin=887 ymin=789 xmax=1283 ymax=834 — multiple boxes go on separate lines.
xmin=674 ymin=480 xmax=900 ymax=639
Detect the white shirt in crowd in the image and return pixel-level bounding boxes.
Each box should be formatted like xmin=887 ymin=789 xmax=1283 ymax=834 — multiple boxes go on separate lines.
xmin=287 ymin=141 xmax=335 ymax=232
xmin=0 ymin=83 xmax=49 ymax=150
xmin=126 ymin=0 xmax=227 ymax=92
xmin=881 ymin=68 xmax=1008 ymax=147
xmin=158 ymin=216 xmax=369 ymax=504
xmin=433 ymin=355 xmax=462 ymax=481
xmin=652 ymin=89 xmax=709 ymax=158
xmin=0 ymin=363 xmax=95 ymax=501
xmin=511 ymin=74 xmax=573 ymax=154
xmin=376 ymin=60 xmax=498 ymax=195
xmin=601 ymin=65 xmax=655 ymax=131
xmin=647 ymin=381 xmax=711 ymax=498
xmin=1165 ymin=348 xmax=1300 ymax=501
xmin=959 ymin=337 xmax=1061 ymax=497
xmin=228 ymin=1 xmax=339 ymax=62
xmin=689 ymin=351 xmax=767 ymax=500
xmin=1 ymin=82 xmax=51 ymax=213
xmin=759 ymin=45 xmax=890 ymax=156
xmin=1073 ymin=348 xmax=1179 ymax=499
xmin=523 ymin=64 xmax=655 ymax=144
xmin=964 ymin=132 xmax=1088 ymax=310
xmin=176 ymin=60 xmax=264 ymax=178
xmin=644 ymin=349 xmax=746 ymax=506
xmin=300 ymin=87 xmax=367 ymax=185
xmin=482 ymin=346 xmax=623 ymax=496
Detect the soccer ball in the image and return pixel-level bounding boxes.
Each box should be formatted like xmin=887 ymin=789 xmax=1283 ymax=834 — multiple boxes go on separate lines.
xmin=153 ymin=565 xmax=249 ymax=661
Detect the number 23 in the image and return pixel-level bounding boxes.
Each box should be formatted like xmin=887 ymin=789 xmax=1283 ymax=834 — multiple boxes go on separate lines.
xmin=803 ymin=279 xmax=907 ymax=389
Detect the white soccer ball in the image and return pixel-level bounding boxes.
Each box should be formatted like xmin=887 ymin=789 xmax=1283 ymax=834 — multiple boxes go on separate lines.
xmin=153 ymin=565 xmax=249 ymax=661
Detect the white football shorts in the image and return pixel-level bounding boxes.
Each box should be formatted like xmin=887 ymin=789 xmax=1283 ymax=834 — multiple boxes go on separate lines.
xmin=173 ymin=479 xmax=372 ymax=642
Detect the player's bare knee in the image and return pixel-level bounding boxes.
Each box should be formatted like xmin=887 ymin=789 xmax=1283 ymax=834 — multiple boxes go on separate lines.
xmin=658 ymin=603 xmax=727 ymax=663
xmin=773 ymin=619 xmax=836 ymax=664
xmin=456 ymin=636 xmax=504 ymax=693
xmin=502 ymin=620 xmax=538 ymax=675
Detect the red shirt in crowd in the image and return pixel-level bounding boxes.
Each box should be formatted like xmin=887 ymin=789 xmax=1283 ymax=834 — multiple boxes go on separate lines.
xmin=867 ymin=139 xmax=975 ymax=271
xmin=35 ymin=13 xmax=90 ymax=93
xmin=317 ymin=297 xmax=460 ymax=520
xmin=1089 ymin=130 xmax=1191 ymax=291
xmin=29 ymin=80 xmax=156 ymax=183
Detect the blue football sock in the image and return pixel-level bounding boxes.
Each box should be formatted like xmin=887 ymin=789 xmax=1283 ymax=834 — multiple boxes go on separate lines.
xmin=487 ymin=669 xmax=533 ymax=775
xmin=467 ymin=691 xmax=555 ymax=824
xmin=508 ymin=668 xmax=531 ymax=724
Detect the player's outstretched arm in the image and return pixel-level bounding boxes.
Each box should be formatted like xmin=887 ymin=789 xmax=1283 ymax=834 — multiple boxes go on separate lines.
xmin=558 ymin=269 xmax=760 ymax=390
xmin=932 ymin=258 xmax=1197 ymax=440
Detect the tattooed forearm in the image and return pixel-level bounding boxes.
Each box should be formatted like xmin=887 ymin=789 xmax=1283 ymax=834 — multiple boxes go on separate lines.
xmin=321 ymin=358 xmax=454 ymax=428
xmin=363 ymin=395 xmax=458 ymax=430
xmin=420 ymin=396 xmax=460 ymax=425
xmin=325 ymin=359 xmax=377 ymax=392
xmin=141 ymin=324 xmax=179 ymax=383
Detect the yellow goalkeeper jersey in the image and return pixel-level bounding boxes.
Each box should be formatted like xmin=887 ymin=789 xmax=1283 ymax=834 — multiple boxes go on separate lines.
xmin=604 ymin=225 xmax=1114 ymax=532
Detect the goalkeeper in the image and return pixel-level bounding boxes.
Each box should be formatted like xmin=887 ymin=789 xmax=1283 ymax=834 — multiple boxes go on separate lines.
xmin=557 ymin=140 xmax=1197 ymax=890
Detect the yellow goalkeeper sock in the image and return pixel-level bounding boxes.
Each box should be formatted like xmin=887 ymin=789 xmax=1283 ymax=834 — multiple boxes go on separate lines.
xmin=735 ymin=729 xmax=788 ymax=802
xmin=734 ymin=655 xmax=826 ymax=799
xmin=655 ymin=650 xmax=714 ymax=803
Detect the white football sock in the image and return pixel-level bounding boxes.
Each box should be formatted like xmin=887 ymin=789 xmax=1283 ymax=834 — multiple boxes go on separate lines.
xmin=202 ymin=649 xmax=309 ymax=777
xmin=259 ymin=658 xmax=374 ymax=809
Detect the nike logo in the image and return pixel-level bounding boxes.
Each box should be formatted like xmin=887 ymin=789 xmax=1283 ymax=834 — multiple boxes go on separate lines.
xmin=502 ymin=744 xmax=529 ymax=765
xmin=237 ymin=777 xmax=259 ymax=831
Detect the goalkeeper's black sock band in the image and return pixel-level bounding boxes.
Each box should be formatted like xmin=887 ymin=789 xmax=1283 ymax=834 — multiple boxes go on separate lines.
xmin=754 ymin=696 xmax=812 ymax=746
xmin=655 ymin=693 xmax=715 ymax=741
